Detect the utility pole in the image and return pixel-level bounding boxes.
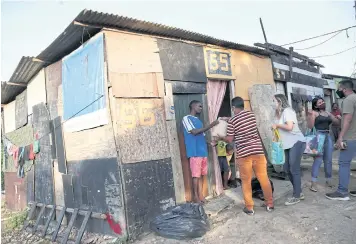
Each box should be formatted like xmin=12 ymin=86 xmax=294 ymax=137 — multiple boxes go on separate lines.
xmin=259 ymin=18 xmax=269 ymax=51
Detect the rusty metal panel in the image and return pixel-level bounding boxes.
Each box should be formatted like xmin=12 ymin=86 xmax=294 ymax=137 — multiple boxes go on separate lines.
xmin=45 ymin=61 xmax=62 ymax=120
xmin=157 ymin=39 xmax=206 ymax=82
xmin=122 ymin=158 xmax=175 ymax=239
xmin=4 ymin=172 xmax=27 ymax=211
xmin=115 ymin=98 xmax=170 ymax=164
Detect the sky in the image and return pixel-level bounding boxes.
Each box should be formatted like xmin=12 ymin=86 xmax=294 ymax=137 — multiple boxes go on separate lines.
xmin=1 ymin=0 xmax=356 ymax=81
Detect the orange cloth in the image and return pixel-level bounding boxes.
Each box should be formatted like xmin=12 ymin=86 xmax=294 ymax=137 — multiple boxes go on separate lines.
xmin=238 ymin=154 xmax=273 ymax=210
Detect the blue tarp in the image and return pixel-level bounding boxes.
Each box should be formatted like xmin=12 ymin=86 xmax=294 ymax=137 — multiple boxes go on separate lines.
xmin=62 ymin=33 xmax=105 ymax=121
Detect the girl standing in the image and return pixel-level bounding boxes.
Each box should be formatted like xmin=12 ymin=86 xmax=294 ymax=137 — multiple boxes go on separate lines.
xmin=272 ymin=94 xmax=306 ymax=206
xmin=307 ymin=98 xmax=340 ymax=192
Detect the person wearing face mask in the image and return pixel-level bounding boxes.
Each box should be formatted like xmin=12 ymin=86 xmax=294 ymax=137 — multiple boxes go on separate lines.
xmin=326 ymin=79 xmax=356 ymax=200
xmin=272 ymin=94 xmax=306 ymax=206
xmin=331 ymin=103 xmax=342 ymax=142
xmin=307 ymin=97 xmax=340 ymax=192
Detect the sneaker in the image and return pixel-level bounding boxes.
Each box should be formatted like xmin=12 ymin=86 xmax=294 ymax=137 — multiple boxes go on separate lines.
xmin=349 ymin=191 xmax=356 ymax=197
xmin=299 ymin=193 xmax=305 ymax=200
xmin=243 ymin=207 xmax=255 ymax=216
xmin=285 ymin=197 xmax=300 ymax=206
xmin=325 ymin=191 xmax=350 ymax=201
xmin=261 ymin=203 xmax=275 ymax=212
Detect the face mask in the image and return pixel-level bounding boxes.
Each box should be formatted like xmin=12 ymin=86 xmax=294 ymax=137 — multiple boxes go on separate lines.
xmin=336 ymin=89 xmax=345 ymax=98
xmin=318 ymin=104 xmax=326 ymax=110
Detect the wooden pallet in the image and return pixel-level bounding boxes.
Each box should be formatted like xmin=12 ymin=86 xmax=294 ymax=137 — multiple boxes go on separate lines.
xmin=23 ymin=202 xmax=106 ymax=244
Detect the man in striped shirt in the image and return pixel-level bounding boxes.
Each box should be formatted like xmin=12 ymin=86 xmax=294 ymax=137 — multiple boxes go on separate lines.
xmin=221 ymin=97 xmax=274 ymax=215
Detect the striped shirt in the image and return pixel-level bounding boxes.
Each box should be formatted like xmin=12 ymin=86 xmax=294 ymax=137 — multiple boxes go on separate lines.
xmin=227 ymin=110 xmax=264 ymax=159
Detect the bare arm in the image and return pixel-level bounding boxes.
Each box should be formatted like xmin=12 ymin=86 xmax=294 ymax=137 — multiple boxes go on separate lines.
xmin=307 ymin=111 xmax=316 ymax=129
xmin=326 ymin=112 xmax=340 ymax=126
xmin=219 ymin=135 xmax=234 ymax=144
xmin=276 ymin=121 xmax=294 ymax=132
xmin=190 ymin=120 xmax=219 ymax=136
xmin=338 ymin=114 xmax=352 ymax=141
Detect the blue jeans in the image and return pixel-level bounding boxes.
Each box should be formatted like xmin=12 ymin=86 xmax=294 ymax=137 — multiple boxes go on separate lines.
xmin=311 ymin=132 xmax=333 ymax=182
xmin=284 ymin=141 xmax=306 ymax=198
xmin=337 ymin=140 xmax=356 ymax=194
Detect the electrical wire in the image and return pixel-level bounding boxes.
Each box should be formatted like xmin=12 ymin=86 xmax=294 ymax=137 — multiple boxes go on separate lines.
xmin=295 ymin=31 xmax=343 ymax=51
xmin=281 ymin=25 xmax=356 ymax=47
xmin=309 ymin=46 xmax=356 ymax=59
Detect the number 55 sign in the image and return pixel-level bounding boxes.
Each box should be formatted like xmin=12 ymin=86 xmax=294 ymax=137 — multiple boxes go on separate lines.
xmin=204 ymin=47 xmax=234 ymax=79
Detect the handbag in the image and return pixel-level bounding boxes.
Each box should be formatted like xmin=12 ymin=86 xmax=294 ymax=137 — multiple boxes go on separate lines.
xmin=304 ymin=128 xmax=326 ymax=156
xmin=271 ymin=129 xmax=285 ymax=165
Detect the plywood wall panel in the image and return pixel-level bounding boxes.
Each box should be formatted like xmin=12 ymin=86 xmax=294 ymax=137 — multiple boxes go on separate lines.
xmin=45 ymin=61 xmax=62 ymax=120
xmin=3 ymin=101 xmax=16 ymax=133
xmin=27 ymin=69 xmax=46 ymax=115
xmin=115 ymin=98 xmax=170 ymax=164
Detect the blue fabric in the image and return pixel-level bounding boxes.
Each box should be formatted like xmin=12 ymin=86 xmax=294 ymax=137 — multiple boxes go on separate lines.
xmin=311 ymin=132 xmax=333 ymax=182
xmin=337 ymin=140 xmax=356 ymax=194
xmin=182 ymin=115 xmax=208 ymax=158
xmin=62 ymin=33 xmax=105 ymax=120
xmin=304 ymin=128 xmax=326 ymax=156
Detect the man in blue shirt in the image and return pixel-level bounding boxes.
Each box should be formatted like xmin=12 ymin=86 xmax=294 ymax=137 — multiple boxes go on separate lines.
xmin=182 ymin=100 xmax=219 ymax=203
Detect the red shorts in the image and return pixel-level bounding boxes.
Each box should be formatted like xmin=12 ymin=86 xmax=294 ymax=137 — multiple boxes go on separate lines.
xmin=190 ymin=157 xmax=208 ymax=178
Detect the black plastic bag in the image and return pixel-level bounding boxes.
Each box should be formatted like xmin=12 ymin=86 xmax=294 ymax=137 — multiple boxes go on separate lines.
xmin=150 ymin=203 xmax=210 ymax=240
xmin=252 ymin=177 xmax=274 ymax=201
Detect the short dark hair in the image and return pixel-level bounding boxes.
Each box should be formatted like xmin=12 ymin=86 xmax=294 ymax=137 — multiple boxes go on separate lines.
xmin=231 ymin=97 xmax=244 ymax=109
xmin=189 ymin=100 xmax=201 ymax=110
xmin=339 ymin=79 xmax=354 ymax=90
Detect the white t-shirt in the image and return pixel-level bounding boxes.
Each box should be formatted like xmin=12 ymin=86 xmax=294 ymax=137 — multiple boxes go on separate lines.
xmin=276 ymin=107 xmax=306 ymax=149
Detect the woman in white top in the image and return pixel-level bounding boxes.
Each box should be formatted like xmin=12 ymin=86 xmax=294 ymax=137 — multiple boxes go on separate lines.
xmin=272 ymin=94 xmax=306 ymax=206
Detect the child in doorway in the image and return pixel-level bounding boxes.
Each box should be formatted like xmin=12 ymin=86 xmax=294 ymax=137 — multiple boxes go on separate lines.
xmin=216 ymin=141 xmax=233 ymax=189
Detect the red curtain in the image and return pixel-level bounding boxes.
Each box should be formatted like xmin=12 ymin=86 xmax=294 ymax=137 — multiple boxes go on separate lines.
xmin=207 ymin=80 xmax=227 ymax=196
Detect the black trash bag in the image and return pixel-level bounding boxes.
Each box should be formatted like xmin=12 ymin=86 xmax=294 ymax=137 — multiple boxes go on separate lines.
xmin=150 ymin=203 xmax=210 ymax=240
xmin=252 ymin=177 xmax=274 ymax=201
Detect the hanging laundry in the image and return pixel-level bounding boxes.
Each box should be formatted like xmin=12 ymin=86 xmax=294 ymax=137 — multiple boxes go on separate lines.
xmin=23 ymin=145 xmax=30 ymax=161
xmin=33 ymin=140 xmax=40 ymax=154
xmin=13 ymin=147 xmax=19 ymax=168
xmin=6 ymin=141 xmax=14 ymax=156
xmin=17 ymin=147 xmax=25 ymax=178
xmin=28 ymin=144 xmax=35 ymax=160
xmin=105 ymin=213 xmax=122 ymax=235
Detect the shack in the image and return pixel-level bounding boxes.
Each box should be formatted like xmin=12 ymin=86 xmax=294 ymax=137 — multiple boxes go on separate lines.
xmin=1 ymin=9 xmax=275 ymax=240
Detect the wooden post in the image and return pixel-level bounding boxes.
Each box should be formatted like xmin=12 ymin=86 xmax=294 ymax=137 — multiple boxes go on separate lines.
xmin=289 ymin=47 xmax=294 ymax=79
xmin=164 ymin=83 xmax=186 ymax=204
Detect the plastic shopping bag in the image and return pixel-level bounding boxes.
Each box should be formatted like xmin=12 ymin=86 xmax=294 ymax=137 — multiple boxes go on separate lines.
xmin=304 ymin=128 xmax=326 ymax=156
xmin=271 ymin=129 xmax=285 ymax=165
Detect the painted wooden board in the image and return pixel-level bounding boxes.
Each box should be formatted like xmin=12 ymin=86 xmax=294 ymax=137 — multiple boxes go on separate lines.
xmin=15 ymin=90 xmax=28 ymax=129
xmin=248 ymin=85 xmax=275 ymax=163
xmin=166 ymin=120 xmax=185 ymax=203
xmin=53 ymin=117 xmax=67 ymax=174
xmin=115 ymin=98 xmax=170 ymax=164
xmin=3 ymin=100 xmax=16 ymax=133
xmin=26 ymin=167 xmax=35 ymax=204
xmin=4 ymin=172 xmax=27 ymax=210
xmin=27 ymin=69 xmax=47 ymax=115
xmin=104 ymin=31 xmax=162 ymax=74
xmin=57 ymin=85 xmax=63 ymax=117
xmin=111 ymin=73 xmax=164 ymax=98
xmin=32 ymin=102 xmax=54 ymax=205
xmin=204 ymin=47 xmax=234 ymax=80
xmin=231 ymin=50 xmax=275 ymax=100
xmin=157 ymin=39 xmax=206 ymax=82
xmin=45 ymin=61 xmax=62 ymax=120
xmin=164 ymin=82 xmax=175 ymax=121
xmin=165 ymin=80 xmax=207 ymax=94
xmin=53 ymin=160 xmax=66 ymax=225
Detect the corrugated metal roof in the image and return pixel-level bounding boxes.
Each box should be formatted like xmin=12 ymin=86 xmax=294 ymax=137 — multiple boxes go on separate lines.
xmin=1 ymin=57 xmax=43 ymax=104
xmin=37 ymin=9 xmax=269 ymax=63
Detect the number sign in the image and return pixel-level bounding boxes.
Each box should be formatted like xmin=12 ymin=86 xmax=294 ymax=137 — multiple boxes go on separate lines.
xmin=204 ymin=48 xmax=233 ymax=79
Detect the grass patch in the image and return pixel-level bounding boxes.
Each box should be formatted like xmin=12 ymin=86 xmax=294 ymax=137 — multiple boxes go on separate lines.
xmin=2 ymin=209 xmax=28 ymax=233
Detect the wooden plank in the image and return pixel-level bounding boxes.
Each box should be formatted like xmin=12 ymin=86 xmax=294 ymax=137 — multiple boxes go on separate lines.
xmin=53 ymin=161 xmax=66 ymax=225
xmin=166 ymin=120 xmax=185 ymax=203
xmin=27 ymin=69 xmax=47 ymax=115
xmin=75 ymin=211 xmax=91 ymax=244
xmin=32 ymin=205 xmax=46 ymax=233
xmin=45 ymin=60 xmax=62 ymax=120
xmin=164 ymin=82 xmax=175 ymax=121
xmin=271 ymin=55 xmax=319 ymax=73
xmin=61 ymin=208 xmax=79 ymax=244
xmin=5 ymin=81 xmax=27 ymax=87
xmin=111 ymin=73 xmax=164 ymax=98
xmin=166 ymin=80 xmax=207 ymax=94
xmin=15 ymin=90 xmax=28 ymax=129
xmin=23 ymin=202 xmax=37 ymax=230
xmin=62 ymin=174 xmax=75 ymax=207
xmin=104 ymin=31 xmax=162 ymax=74
xmin=51 ymin=206 xmax=66 ymax=242
xmin=248 ymin=84 xmax=275 ymax=163
xmin=53 ymin=117 xmax=67 ymax=173
xmin=115 ymin=98 xmax=170 ymax=164
xmin=3 ymin=100 xmax=16 ymax=134
xmin=41 ymin=206 xmax=56 ymax=237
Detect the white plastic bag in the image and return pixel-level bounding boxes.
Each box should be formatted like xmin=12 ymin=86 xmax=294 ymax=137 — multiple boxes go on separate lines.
xmin=211 ymin=118 xmax=228 ymax=137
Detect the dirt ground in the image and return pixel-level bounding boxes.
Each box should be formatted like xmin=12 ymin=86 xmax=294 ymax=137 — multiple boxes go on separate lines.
xmin=134 ymin=169 xmax=356 ymax=244
xmin=2 ymin=168 xmax=356 ymax=244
